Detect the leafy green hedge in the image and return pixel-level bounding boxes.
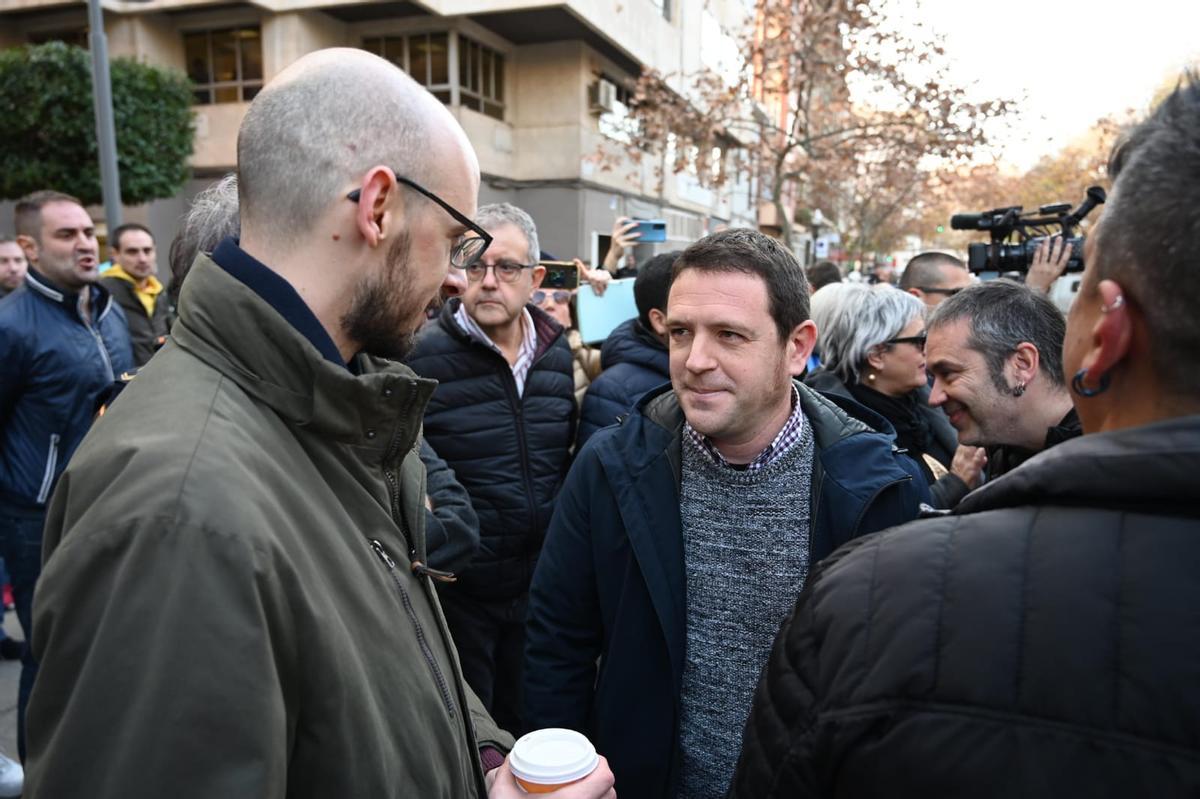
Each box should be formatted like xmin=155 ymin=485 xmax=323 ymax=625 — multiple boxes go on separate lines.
xmin=0 ymin=41 xmax=195 ymax=205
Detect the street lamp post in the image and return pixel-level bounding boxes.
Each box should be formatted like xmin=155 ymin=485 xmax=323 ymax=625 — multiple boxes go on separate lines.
xmin=87 ymin=0 xmax=122 ymax=239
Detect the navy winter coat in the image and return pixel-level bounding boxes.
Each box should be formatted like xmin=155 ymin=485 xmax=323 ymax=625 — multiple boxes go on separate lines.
xmin=576 ymin=318 xmax=669 ymax=449
xmin=0 ymin=271 xmax=133 ymax=510
xmin=406 ymin=299 xmax=576 ymax=600
xmin=524 ymin=381 xmax=929 ymax=799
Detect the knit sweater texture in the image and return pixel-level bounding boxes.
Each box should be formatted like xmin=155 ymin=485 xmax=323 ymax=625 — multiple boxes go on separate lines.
xmin=676 ymin=421 xmax=815 ymax=798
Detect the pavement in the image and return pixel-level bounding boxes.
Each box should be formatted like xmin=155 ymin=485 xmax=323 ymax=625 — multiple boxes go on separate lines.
xmin=0 ymin=610 xmax=19 ymax=761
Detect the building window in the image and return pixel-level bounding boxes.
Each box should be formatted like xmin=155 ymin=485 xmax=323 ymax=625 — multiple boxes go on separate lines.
xmin=29 ymin=28 xmax=89 ymax=47
xmin=362 ymin=33 xmax=452 ymax=104
xmin=458 ymin=36 xmax=505 ymax=120
xmin=184 ymin=27 xmax=264 ymax=105
xmin=362 ymin=32 xmax=505 ymax=120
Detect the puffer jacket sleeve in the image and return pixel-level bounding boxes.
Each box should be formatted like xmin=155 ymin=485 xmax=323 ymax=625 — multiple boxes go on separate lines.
xmin=523 ymin=447 xmax=606 ymax=733
xmin=28 ymin=510 xmax=299 ymax=799
xmin=466 ymin=683 xmax=515 ymax=754
xmin=419 ymin=437 xmax=480 ymax=574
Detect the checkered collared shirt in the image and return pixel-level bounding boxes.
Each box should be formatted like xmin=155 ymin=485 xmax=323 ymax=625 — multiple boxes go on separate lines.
xmin=454 ymin=303 xmax=539 ymax=396
xmin=684 ymin=385 xmax=805 ymax=471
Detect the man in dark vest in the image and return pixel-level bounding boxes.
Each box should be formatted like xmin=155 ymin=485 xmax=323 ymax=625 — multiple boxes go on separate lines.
xmin=407 ymin=202 xmax=575 ymax=736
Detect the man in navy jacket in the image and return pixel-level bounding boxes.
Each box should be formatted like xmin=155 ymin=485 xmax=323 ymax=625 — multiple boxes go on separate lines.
xmin=576 ymin=251 xmax=677 ymax=449
xmin=524 ymin=229 xmax=928 ymax=799
xmin=0 ymin=190 xmax=132 ymax=759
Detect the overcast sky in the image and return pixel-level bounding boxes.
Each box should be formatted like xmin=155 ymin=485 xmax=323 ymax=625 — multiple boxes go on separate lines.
xmin=894 ymin=0 xmax=1200 ymax=170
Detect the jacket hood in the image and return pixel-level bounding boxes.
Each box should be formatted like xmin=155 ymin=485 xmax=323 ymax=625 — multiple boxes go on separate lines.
xmin=600 ymin=318 xmax=669 ymax=374
xmin=103 ymin=265 xmax=164 ymax=296
xmin=173 ymin=254 xmax=433 ymax=460
xmin=959 ymin=414 xmax=1200 ymax=518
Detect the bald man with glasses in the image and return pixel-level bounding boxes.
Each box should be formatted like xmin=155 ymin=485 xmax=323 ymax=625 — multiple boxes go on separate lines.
xmin=406 ymin=201 xmax=576 ymax=738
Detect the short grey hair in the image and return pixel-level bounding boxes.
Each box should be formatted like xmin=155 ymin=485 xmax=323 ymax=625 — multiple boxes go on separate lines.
xmin=168 ymin=173 xmax=240 ymax=302
xmin=928 ymin=279 xmax=1067 ymax=389
xmin=820 ymin=283 xmax=925 ymax=385
xmin=474 ymin=203 xmax=539 ymax=264
xmin=237 ymin=51 xmax=431 ymax=251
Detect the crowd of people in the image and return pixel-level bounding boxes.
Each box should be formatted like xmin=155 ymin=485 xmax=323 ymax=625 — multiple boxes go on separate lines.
xmin=0 ymin=47 xmax=1197 ymax=798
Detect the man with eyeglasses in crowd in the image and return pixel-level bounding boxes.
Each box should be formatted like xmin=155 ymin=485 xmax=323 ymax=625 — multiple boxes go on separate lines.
xmin=899 ymin=251 xmax=974 ymax=309
xmin=25 ymin=50 xmax=616 ymax=799
xmin=406 ymin=202 xmax=576 ymax=738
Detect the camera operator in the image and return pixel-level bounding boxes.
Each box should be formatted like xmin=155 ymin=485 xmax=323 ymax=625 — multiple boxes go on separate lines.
xmin=925 ymin=279 xmax=1080 ymax=480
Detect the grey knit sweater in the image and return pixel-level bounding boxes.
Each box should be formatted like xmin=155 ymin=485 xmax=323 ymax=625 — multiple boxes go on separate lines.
xmin=676 ymin=422 xmax=815 ymax=798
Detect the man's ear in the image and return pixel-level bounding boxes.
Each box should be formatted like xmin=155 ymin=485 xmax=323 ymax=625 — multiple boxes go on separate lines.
xmin=1078 ymin=279 xmax=1134 ymax=379
xmin=15 ymin=235 xmax=38 ymax=263
xmin=906 ymin=287 xmax=924 ymax=301
xmin=1008 ymin=341 xmax=1041 ymax=386
xmin=531 ymin=265 xmax=546 ymax=289
xmin=353 ymin=167 xmax=398 ymax=248
xmin=648 ymin=307 xmax=668 ymax=337
xmin=787 ymin=320 xmax=818 ymax=375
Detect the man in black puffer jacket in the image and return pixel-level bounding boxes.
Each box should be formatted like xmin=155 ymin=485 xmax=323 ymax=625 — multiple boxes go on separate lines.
xmin=730 ymin=75 xmax=1200 ymax=798
xmin=406 ymin=202 xmax=574 ymax=736
xmin=577 ymin=251 xmax=677 ymax=449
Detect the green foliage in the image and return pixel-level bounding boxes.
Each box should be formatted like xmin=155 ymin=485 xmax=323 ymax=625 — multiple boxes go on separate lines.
xmin=0 ymin=41 xmax=195 ymax=205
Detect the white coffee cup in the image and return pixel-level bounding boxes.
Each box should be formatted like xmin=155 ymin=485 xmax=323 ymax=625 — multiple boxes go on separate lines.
xmin=509 ymin=728 xmax=599 ymax=793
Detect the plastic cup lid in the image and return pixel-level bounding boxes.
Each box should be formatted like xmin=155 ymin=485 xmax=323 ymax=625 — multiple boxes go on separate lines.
xmin=509 ymin=728 xmax=599 ymax=785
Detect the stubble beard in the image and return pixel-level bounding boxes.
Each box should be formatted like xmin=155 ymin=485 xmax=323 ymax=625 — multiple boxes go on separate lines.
xmin=341 ymin=232 xmax=422 ymax=361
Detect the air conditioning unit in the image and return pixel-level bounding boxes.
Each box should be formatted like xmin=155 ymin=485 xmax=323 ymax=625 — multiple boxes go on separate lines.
xmin=589 ymin=78 xmax=617 ymax=115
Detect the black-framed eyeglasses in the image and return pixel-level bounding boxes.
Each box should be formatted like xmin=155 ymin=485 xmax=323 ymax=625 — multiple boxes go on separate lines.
xmin=533 ymin=289 xmax=572 ymax=305
xmin=916 ymin=286 xmax=963 ymax=297
xmin=465 ymin=260 xmax=538 ymax=283
xmin=887 ymin=332 xmax=927 ymax=350
xmin=346 ymin=173 xmax=491 ymax=269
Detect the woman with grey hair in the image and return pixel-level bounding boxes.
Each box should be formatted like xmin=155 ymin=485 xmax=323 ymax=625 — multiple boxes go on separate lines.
xmin=806 ymin=283 xmax=985 ymax=507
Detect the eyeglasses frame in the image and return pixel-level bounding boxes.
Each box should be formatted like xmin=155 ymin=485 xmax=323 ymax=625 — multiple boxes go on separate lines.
xmin=346 ymin=172 xmax=492 ymax=269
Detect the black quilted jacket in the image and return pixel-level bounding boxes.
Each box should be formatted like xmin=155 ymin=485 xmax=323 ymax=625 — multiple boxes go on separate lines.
xmin=730 ymin=414 xmax=1200 ymax=798
xmin=405 ymin=299 xmax=575 ymax=601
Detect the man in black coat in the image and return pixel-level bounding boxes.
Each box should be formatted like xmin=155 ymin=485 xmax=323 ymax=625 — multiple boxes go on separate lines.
xmin=406 ymin=202 xmax=574 ymax=736
xmin=731 ymin=75 xmax=1200 ymax=798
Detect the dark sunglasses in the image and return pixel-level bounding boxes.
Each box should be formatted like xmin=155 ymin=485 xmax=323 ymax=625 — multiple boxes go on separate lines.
xmin=533 ymin=289 xmax=572 ymax=305
xmin=916 ymin=286 xmax=963 ymax=297
xmin=346 ymin=173 xmax=491 ymax=269
xmin=887 ymin=332 xmax=927 ymax=350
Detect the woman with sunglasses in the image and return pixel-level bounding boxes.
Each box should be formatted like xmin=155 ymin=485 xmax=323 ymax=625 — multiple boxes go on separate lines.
xmin=533 ymin=278 xmax=602 ymax=408
xmin=805 ymin=283 xmax=985 ymax=508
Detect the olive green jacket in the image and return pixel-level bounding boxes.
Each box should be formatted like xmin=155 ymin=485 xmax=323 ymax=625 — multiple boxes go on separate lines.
xmin=27 ymin=255 xmax=512 ymax=798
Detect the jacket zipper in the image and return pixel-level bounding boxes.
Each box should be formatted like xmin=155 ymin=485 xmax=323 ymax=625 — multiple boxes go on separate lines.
xmin=36 ymin=434 xmax=61 ymax=505
xmin=80 ymin=295 xmax=114 ymax=377
xmin=368 ymin=537 xmax=458 ymax=719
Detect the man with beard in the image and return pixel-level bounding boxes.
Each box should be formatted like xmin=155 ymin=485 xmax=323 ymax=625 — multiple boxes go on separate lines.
xmin=924 ymin=279 xmax=1079 ymax=479
xmin=406 ymin=202 xmax=575 ymax=737
xmin=0 ymin=192 xmax=132 ymax=766
xmin=25 ymin=49 xmax=615 ymax=799
xmin=100 ymin=223 xmax=171 ymax=366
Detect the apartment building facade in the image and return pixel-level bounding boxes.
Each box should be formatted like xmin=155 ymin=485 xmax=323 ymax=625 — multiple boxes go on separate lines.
xmin=0 ymin=0 xmax=763 ymax=272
